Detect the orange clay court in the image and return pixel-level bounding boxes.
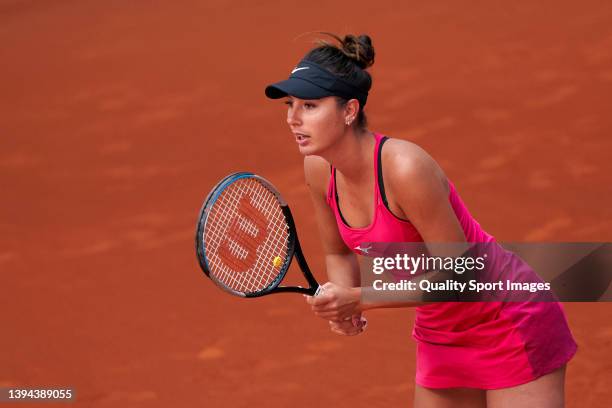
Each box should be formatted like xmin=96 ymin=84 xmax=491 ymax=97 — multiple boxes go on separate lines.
xmin=1 ymin=1 xmax=611 ymax=407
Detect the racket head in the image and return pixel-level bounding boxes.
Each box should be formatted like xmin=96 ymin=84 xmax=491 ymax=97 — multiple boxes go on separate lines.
xmin=195 ymin=172 xmax=297 ymax=297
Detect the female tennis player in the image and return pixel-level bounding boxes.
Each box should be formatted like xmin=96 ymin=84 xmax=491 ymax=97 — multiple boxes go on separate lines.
xmin=264 ymin=33 xmax=577 ymax=407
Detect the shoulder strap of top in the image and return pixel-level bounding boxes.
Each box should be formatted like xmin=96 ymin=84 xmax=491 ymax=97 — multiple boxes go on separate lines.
xmin=326 ymin=164 xmax=334 ymax=205
xmin=374 ymin=133 xmax=389 ymax=206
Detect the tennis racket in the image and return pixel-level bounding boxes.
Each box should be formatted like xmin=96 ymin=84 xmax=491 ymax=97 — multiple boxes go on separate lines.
xmin=195 ymin=172 xmax=366 ymax=327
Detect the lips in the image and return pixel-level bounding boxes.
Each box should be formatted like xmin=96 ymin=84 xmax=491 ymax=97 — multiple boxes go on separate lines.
xmin=293 ymin=132 xmax=309 ymax=141
xmin=293 ymin=132 xmax=310 ymax=146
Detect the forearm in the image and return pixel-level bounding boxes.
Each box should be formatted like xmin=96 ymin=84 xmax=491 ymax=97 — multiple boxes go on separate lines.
xmin=357 ymin=286 xmax=425 ymax=311
xmin=325 ymin=253 xmax=426 ymax=311
xmin=325 ymin=253 xmax=361 ymax=287
xmin=357 ymin=267 xmax=463 ymax=311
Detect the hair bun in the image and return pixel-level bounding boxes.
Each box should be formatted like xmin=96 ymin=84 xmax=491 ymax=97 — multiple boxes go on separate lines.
xmin=341 ymin=34 xmax=375 ymax=69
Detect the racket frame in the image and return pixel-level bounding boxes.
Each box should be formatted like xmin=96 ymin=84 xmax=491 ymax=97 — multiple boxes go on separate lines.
xmin=195 ymin=172 xmax=320 ymax=297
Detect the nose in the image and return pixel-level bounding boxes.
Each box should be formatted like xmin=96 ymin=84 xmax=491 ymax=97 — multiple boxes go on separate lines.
xmin=286 ymin=106 xmax=301 ymax=127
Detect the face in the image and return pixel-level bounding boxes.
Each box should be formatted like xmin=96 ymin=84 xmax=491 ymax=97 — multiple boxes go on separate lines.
xmin=285 ymin=96 xmax=346 ymax=155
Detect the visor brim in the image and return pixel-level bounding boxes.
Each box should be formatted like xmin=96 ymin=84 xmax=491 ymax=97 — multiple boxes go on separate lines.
xmin=265 ymin=78 xmax=334 ymax=100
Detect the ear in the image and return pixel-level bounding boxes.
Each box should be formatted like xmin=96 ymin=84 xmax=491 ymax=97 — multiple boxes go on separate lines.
xmin=344 ymin=99 xmax=360 ymax=126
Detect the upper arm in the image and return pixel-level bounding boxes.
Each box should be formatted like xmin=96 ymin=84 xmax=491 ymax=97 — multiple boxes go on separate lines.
xmin=303 ymin=155 xmax=352 ymax=255
xmin=385 ymin=141 xmax=466 ymax=245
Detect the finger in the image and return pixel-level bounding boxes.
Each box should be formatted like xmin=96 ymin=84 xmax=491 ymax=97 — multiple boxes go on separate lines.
xmin=315 ymin=311 xmax=344 ymax=320
xmin=311 ymin=301 xmax=353 ymax=312
xmin=329 ymin=320 xmax=352 ymax=328
xmin=321 ymin=282 xmax=334 ymax=290
xmin=315 ymin=313 xmax=337 ymax=321
xmin=325 ymin=315 xmax=351 ymax=322
xmin=330 ymin=324 xmax=359 ymax=336
xmin=315 ymin=306 xmax=353 ymax=317
xmin=330 ymin=324 xmax=357 ymax=333
xmin=330 ymin=319 xmax=364 ymax=334
xmin=306 ymin=293 xmax=333 ymax=306
xmin=333 ymin=326 xmax=362 ymax=336
xmin=331 ymin=328 xmax=350 ymax=336
xmin=320 ymin=308 xmax=355 ymax=321
xmin=310 ymin=303 xmax=330 ymax=312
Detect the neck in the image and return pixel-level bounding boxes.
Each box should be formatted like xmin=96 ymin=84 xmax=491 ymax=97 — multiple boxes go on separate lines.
xmin=319 ymin=127 xmax=375 ymax=183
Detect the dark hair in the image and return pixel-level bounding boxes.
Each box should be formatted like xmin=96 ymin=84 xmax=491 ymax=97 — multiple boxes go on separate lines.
xmin=303 ymin=33 xmax=375 ymax=129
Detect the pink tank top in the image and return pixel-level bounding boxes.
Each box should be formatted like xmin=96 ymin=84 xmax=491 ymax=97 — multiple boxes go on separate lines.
xmin=326 ymin=132 xmax=494 ymax=248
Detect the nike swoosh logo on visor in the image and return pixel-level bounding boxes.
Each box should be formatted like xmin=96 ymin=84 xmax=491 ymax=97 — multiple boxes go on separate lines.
xmin=291 ymin=67 xmax=309 ymax=74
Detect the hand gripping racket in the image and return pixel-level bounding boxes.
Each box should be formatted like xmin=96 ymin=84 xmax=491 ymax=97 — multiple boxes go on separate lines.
xmin=195 ymin=172 xmax=366 ymax=327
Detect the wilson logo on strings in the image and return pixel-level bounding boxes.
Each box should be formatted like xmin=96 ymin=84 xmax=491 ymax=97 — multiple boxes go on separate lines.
xmin=218 ymin=194 xmax=269 ymax=272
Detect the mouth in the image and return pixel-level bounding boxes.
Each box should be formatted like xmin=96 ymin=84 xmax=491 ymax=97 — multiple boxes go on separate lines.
xmin=293 ymin=132 xmax=310 ymax=145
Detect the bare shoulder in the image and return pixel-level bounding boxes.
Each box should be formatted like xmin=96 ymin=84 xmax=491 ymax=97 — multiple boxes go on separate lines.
xmin=381 ymin=138 xmax=448 ymax=194
xmin=303 ymin=155 xmax=331 ymax=197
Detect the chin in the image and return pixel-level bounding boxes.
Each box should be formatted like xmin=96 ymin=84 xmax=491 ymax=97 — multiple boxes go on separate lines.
xmin=297 ymin=138 xmax=331 ymax=156
xmin=296 ymin=141 xmax=319 ymax=155
xmin=297 ymin=145 xmax=315 ymax=156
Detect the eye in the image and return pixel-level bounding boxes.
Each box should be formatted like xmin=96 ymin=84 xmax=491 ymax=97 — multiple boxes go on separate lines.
xmin=284 ymin=100 xmax=292 ymax=107
xmin=304 ymin=102 xmax=316 ymax=109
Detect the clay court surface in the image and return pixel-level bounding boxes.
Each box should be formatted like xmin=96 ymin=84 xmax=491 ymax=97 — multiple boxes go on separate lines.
xmin=1 ymin=1 xmax=612 ymax=406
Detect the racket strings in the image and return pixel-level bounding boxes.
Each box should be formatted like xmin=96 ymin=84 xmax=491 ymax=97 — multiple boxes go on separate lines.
xmin=228 ymin=185 xmax=288 ymax=292
xmin=204 ymin=178 xmax=290 ymax=294
xmin=218 ymin=184 xmax=279 ymax=292
xmin=208 ymin=185 xmax=267 ymax=291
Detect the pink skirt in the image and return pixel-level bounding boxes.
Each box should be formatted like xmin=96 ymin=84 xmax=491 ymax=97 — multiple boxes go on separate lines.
xmin=413 ymin=251 xmax=578 ymax=389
